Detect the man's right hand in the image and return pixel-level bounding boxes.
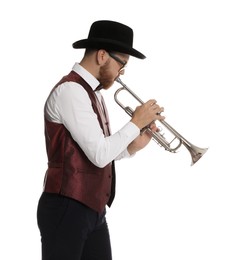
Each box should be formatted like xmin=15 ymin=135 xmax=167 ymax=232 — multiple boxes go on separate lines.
xmin=130 ymin=99 xmax=165 ymax=130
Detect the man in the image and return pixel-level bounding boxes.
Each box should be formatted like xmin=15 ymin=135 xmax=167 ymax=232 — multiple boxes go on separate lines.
xmin=37 ymin=20 xmax=164 ymax=260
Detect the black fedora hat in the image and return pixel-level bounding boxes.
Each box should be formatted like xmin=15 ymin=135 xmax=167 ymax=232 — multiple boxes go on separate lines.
xmin=72 ymin=20 xmax=146 ymax=59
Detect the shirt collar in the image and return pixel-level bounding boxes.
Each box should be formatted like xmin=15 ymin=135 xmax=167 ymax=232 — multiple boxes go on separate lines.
xmin=72 ymin=63 xmax=100 ymax=91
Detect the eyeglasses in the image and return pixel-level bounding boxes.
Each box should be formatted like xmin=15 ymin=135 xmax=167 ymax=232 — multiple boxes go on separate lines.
xmin=108 ymin=52 xmax=127 ymax=72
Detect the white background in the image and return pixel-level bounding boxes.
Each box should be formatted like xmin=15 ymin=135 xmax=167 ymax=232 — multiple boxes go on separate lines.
xmin=0 ymin=0 xmax=229 ymax=259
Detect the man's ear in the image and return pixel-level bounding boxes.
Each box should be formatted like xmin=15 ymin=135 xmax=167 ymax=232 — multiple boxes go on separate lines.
xmin=96 ymin=49 xmax=109 ymax=66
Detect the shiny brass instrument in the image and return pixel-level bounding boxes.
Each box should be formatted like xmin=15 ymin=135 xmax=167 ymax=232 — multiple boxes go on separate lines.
xmin=114 ymin=77 xmax=208 ymax=166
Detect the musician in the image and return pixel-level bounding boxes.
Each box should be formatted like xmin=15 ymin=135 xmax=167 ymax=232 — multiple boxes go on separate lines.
xmin=37 ymin=20 xmax=164 ymax=260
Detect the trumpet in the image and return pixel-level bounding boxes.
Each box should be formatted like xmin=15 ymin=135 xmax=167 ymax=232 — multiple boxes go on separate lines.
xmin=114 ymin=77 xmax=208 ymax=166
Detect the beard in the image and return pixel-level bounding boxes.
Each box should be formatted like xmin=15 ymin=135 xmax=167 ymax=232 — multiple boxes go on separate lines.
xmin=98 ymin=62 xmax=116 ymax=90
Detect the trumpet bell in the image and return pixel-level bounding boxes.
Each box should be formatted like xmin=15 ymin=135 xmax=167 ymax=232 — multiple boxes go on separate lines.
xmin=183 ymin=143 xmax=208 ymax=166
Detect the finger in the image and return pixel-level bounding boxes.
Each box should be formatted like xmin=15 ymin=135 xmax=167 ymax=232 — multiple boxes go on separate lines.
xmin=153 ymin=106 xmax=164 ymax=114
xmin=158 ymin=107 xmax=164 ymax=115
xmin=146 ymin=99 xmax=157 ymax=107
xmin=149 ymin=124 xmax=158 ymax=132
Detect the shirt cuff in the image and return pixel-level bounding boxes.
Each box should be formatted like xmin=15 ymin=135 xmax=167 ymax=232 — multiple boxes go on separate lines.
xmin=115 ymin=121 xmax=139 ymax=160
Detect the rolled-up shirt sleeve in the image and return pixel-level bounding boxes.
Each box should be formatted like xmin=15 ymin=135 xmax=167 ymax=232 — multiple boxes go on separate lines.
xmin=45 ymin=82 xmax=140 ymax=168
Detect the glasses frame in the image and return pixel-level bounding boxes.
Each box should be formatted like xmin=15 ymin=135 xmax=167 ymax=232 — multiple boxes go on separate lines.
xmin=108 ymin=52 xmax=127 ymax=72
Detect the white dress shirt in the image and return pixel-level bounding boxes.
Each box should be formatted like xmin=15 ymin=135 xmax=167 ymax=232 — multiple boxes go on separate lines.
xmin=45 ymin=63 xmax=140 ymax=168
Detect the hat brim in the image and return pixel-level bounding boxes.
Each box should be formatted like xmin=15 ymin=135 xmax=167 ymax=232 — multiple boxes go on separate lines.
xmin=72 ymin=38 xmax=146 ymax=59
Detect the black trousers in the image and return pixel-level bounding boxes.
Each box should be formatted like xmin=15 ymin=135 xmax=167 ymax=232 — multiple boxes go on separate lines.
xmin=37 ymin=192 xmax=112 ymax=260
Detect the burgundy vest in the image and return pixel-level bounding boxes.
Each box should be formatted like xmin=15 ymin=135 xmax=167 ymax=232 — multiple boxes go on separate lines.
xmin=43 ymin=71 xmax=115 ymax=213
